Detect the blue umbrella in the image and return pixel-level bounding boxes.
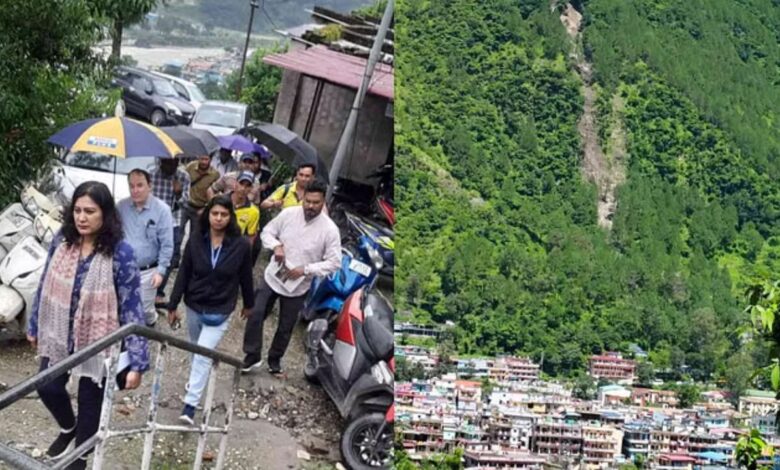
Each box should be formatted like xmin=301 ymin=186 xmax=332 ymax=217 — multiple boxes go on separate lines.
xmin=48 ymin=117 xmax=182 ymax=158
xmin=218 ymin=135 xmax=269 ymax=158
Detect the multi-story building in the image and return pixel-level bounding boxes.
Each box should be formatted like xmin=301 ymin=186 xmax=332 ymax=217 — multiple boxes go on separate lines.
xmin=632 ymin=388 xmax=678 ymax=408
xmin=396 ymin=357 xmax=753 ymax=467
xmin=463 ymin=450 xmax=546 ymax=469
xmin=399 ymin=415 xmax=444 ymax=457
xmin=739 ymin=389 xmax=779 ymax=417
xmin=589 ymin=352 xmax=636 ymax=384
xmin=394 ymin=322 xmax=441 ymax=339
xmin=687 ymin=433 xmax=719 ymax=454
xmin=582 ymin=425 xmax=623 ymax=468
xmin=699 ymin=413 xmax=728 ymax=430
xmin=456 ymin=380 xmax=482 ymax=415
xmin=396 ymin=344 xmax=440 ymax=372
xmin=623 ymin=423 xmax=651 ymax=462
xmin=494 ymin=357 xmax=541 ymax=383
xmin=532 ymin=420 xmax=583 ymax=459
xmin=485 ymin=408 xmax=537 ymax=450
xmin=650 ymin=429 xmax=689 ymax=455
xmin=457 ymin=356 xmax=541 ymax=383
xmin=655 ymin=454 xmax=696 ymax=470
xmin=751 ymin=413 xmax=777 ymax=437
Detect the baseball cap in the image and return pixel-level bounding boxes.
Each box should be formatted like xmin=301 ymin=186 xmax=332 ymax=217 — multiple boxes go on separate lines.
xmin=237 ymin=171 xmax=255 ymax=184
xmin=240 ymin=153 xmax=257 ymax=162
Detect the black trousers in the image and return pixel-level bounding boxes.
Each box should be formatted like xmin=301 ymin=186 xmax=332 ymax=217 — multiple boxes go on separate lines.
xmin=37 ymin=358 xmax=127 ymax=454
xmin=242 ymin=277 xmax=306 ymax=362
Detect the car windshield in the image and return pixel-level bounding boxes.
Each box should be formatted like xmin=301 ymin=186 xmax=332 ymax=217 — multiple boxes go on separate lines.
xmin=62 ymin=152 xmax=157 ymax=174
xmin=186 ymin=83 xmax=206 ymax=103
xmin=153 ymin=79 xmax=178 ymax=97
xmin=194 ymin=105 xmax=243 ymax=128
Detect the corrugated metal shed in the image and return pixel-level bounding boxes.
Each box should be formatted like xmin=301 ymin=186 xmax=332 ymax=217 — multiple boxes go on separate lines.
xmin=263 ymin=45 xmax=394 ymax=101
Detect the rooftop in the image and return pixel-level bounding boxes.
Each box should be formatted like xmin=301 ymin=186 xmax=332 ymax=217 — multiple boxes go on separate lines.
xmin=263 ymin=45 xmax=394 ymax=101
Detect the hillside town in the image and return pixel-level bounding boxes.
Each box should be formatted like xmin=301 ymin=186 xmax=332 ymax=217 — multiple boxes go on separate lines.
xmin=396 ymin=341 xmax=779 ymax=469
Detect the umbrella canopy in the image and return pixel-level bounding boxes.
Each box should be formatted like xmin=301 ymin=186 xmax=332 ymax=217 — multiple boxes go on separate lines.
xmin=218 ymin=134 xmax=270 ymax=158
xmin=48 ymin=117 xmax=182 ymax=158
xmin=243 ymin=123 xmax=328 ymax=181
xmin=161 ymin=126 xmax=220 ymax=157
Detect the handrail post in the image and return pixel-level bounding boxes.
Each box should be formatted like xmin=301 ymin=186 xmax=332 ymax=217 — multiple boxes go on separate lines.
xmin=92 ymin=345 xmax=122 ymax=469
xmin=0 ymin=325 xmax=247 ymax=470
xmin=193 ymin=360 xmax=220 ymax=470
xmin=141 ymin=342 xmax=168 ymax=469
xmin=215 ymin=367 xmax=241 ymax=470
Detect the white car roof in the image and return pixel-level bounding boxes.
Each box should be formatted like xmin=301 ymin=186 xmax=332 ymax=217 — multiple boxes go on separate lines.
xmin=200 ymin=100 xmax=247 ymax=110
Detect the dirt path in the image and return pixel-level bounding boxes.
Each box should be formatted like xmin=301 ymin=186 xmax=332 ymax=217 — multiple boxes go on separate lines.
xmin=560 ymin=3 xmax=626 ymax=229
xmin=0 ymin=257 xmax=393 ymax=469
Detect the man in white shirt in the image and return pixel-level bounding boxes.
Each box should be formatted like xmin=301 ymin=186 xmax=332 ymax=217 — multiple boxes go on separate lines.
xmin=240 ymin=180 xmax=341 ymax=374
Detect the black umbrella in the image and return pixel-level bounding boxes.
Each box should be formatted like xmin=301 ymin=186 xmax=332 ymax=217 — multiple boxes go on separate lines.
xmin=243 ymin=123 xmax=329 ymax=181
xmin=160 ymin=126 xmax=220 ymax=157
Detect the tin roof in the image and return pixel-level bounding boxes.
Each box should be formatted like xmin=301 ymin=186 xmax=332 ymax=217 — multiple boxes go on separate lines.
xmin=263 ymin=45 xmax=394 ymax=101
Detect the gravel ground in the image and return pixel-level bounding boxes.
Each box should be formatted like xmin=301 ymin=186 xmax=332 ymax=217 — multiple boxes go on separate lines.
xmin=0 ymin=257 xmax=392 ymax=470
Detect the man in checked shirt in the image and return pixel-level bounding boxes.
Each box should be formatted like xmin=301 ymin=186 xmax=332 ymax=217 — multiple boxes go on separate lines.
xmin=151 ymin=157 xmax=191 ymax=307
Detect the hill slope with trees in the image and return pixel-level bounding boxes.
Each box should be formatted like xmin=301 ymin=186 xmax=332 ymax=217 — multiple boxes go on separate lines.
xmin=396 ymin=0 xmax=779 ymax=383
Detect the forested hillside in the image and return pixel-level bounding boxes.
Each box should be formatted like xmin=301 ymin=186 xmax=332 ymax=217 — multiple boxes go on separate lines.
xmin=396 ymin=0 xmax=780 ymax=382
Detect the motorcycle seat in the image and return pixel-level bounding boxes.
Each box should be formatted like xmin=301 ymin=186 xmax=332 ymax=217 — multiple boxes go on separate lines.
xmin=363 ymin=292 xmax=392 ymax=331
xmin=363 ymin=314 xmax=394 ymax=361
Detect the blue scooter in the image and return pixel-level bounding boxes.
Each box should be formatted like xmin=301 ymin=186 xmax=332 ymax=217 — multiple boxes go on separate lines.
xmin=301 ymin=234 xmax=383 ymax=381
xmin=299 ymin=234 xmax=383 ymax=323
xmin=343 ymin=211 xmax=394 ymax=278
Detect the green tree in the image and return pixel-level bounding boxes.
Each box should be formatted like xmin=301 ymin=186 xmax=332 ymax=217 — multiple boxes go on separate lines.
xmin=572 ymin=372 xmax=597 ymax=400
xmin=225 ymin=45 xmax=285 ymax=123
xmin=735 ymin=429 xmax=771 ymax=470
xmin=635 ymin=360 xmax=655 ymax=386
xmin=0 ymin=0 xmax=115 ymax=206
xmin=396 ymin=357 xmax=426 ymax=382
xmin=675 ymin=384 xmax=701 ymax=409
xmin=724 ymin=350 xmax=755 ymax=405
xmin=91 ymin=0 xmax=160 ymax=62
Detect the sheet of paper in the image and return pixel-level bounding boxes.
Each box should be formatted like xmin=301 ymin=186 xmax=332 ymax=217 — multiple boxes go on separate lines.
xmin=271 ymin=259 xmax=306 ymax=292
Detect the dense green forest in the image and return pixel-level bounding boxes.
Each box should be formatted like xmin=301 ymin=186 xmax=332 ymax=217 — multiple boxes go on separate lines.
xmin=395 ymin=0 xmax=780 ymax=382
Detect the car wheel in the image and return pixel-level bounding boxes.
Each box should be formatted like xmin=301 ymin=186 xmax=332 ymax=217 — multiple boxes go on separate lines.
xmin=150 ymin=108 xmax=166 ymax=126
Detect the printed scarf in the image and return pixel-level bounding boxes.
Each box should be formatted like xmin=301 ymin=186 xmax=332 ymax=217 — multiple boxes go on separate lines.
xmin=37 ymin=241 xmax=118 ymax=382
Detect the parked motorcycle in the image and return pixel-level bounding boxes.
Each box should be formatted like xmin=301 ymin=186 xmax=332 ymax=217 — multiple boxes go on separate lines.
xmin=331 ymin=164 xmax=394 ymax=230
xmin=0 ymin=185 xmax=62 ymax=340
xmin=300 ymin=234 xmax=383 ymax=324
xmin=304 ymin=287 xmax=394 ymax=469
xmin=343 ymin=211 xmax=393 ymax=278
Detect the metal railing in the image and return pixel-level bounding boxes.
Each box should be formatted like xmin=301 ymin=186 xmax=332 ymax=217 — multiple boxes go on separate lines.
xmin=0 ymin=324 xmax=244 ymax=470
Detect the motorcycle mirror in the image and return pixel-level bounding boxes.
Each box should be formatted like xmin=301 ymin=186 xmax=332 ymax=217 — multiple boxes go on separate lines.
xmin=367 ymin=245 xmax=383 ymax=271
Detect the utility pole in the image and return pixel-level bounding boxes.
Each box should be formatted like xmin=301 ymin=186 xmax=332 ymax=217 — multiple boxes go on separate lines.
xmin=237 ymin=0 xmax=260 ymax=99
xmin=326 ymin=0 xmax=393 ymax=201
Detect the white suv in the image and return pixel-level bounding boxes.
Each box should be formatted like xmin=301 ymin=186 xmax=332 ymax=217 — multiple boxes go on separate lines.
xmin=151 ymin=71 xmax=207 ymax=111
xmin=190 ymin=100 xmax=250 ymax=137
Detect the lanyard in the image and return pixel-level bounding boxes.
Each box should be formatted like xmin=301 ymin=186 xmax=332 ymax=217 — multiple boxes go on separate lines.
xmin=210 ymin=244 xmax=222 ymax=269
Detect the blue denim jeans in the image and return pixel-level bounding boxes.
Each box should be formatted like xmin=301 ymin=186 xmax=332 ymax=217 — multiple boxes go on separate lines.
xmin=184 ymin=306 xmax=229 ymax=407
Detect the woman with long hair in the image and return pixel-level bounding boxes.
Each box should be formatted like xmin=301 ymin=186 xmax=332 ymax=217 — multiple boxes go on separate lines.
xmin=167 ymin=194 xmax=254 ymax=424
xmin=26 ymin=181 xmax=148 ymax=470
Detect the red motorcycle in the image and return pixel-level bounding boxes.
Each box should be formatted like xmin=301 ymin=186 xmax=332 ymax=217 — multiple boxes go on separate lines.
xmin=304 ymin=287 xmax=394 ymax=469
